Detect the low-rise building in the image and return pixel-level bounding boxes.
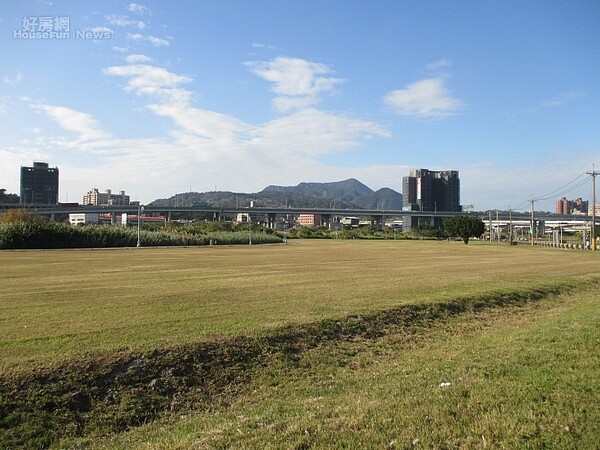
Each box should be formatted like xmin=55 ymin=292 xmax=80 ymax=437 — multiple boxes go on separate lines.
xmin=297 ymin=214 xmax=322 ymax=227
xmin=340 ymin=216 xmax=359 ymax=227
xmin=69 ymin=213 xmax=100 ymax=225
xmin=83 ymin=188 xmax=130 ymax=206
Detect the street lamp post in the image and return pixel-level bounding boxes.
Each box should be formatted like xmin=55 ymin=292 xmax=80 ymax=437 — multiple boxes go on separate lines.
xmin=248 ymin=214 xmax=252 ymax=245
xmin=137 ymin=204 xmax=144 ymax=247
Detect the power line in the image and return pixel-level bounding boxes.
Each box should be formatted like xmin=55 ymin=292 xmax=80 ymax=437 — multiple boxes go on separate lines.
xmin=533 ymin=171 xmax=589 ymax=202
xmin=517 ymin=171 xmax=591 ymax=210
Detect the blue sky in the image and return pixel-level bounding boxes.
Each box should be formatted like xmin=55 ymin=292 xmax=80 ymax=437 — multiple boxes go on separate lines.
xmin=1 ymin=0 xmax=599 ymax=211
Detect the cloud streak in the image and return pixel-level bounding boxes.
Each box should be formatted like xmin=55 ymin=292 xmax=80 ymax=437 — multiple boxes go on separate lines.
xmin=30 ymin=103 xmax=112 ymax=144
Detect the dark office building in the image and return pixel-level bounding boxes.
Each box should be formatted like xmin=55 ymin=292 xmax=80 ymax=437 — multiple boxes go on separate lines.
xmin=402 ymin=169 xmax=461 ymax=231
xmin=20 ymin=161 xmax=59 ymax=205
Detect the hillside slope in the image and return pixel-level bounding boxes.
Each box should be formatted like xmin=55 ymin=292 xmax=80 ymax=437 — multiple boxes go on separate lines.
xmin=151 ymin=179 xmax=402 ymax=209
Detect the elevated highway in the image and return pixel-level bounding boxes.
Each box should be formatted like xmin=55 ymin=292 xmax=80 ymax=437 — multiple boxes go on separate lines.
xmin=1 ymin=203 xmax=595 ymax=226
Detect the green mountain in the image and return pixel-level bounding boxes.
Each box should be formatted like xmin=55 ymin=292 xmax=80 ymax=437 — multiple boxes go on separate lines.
xmin=150 ymin=178 xmax=402 ymax=210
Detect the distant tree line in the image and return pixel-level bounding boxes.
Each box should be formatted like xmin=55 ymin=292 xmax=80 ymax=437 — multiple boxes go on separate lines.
xmin=0 ymin=188 xmax=19 ymax=203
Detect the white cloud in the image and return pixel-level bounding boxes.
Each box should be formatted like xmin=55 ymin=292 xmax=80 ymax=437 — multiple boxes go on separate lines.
xmin=384 ymin=77 xmax=462 ymax=118
xmin=426 ymin=58 xmax=452 ymax=70
xmin=127 ymin=3 xmax=148 ymax=14
xmin=106 ymin=14 xmax=145 ymax=29
xmin=149 ymin=103 xmax=251 ymax=143
xmin=253 ymin=108 xmax=389 ymax=157
xmin=127 ymin=32 xmax=169 ymax=47
xmin=125 ymin=54 xmax=153 ymax=63
xmin=103 ymin=64 xmax=191 ymax=103
xmin=102 ymin=62 xmax=385 ymax=156
xmin=3 ymin=72 xmax=23 ymax=85
xmin=147 ymin=35 xmax=169 ymax=47
xmin=246 ymin=57 xmax=344 ymax=113
xmin=272 ymin=96 xmax=315 ymax=114
xmin=88 ymin=26 xmax=114 ymax=35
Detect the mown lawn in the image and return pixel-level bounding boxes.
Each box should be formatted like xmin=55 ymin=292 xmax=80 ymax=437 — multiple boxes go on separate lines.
xmin=1 ymin=240 xmax=598 ymax=371
xmin=76 ymin=282 xmax=600 ymax=450
xmin=1 ymin=240 xmax=599 ymax=449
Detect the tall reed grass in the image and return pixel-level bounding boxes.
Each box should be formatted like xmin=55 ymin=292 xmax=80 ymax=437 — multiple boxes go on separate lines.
xmin=0 ymin=222 xmax=281 ymax=249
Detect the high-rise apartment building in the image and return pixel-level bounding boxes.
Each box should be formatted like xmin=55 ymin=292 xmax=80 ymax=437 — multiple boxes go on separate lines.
xmin=556 ymin=197 xmax=569 ymax=215
xmin=402 ymin=169 xmax=461 ymax=231
xmin=556 ymin=197 xmax=588 ymax=215
xmin=20 ymin=161 xmax=59 ymax=205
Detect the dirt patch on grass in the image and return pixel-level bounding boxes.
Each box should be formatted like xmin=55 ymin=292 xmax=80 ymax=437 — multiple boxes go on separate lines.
xmin=0 ymin=280 xmax=589 ymax=449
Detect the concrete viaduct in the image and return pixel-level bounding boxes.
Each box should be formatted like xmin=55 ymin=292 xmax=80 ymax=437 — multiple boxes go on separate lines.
xmin=2 ymin=203 xmax=591 ymax=229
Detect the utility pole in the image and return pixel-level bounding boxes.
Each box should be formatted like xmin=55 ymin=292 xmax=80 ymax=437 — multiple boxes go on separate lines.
xmin=530 ymin=197 xmax=535 ymax=247
xmin=588 ymin=166 xmax=599 ymax=251
xmin=508 ymin=205 xmax=513 ymax=245
xmin=496 ymin=209 xmax=500 ymax=243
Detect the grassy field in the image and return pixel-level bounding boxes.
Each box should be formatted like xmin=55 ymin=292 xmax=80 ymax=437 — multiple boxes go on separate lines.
xmin=78 ymin=280 xmax=600 ymax=449
xmin=0 ymin=240 xmax=599 ymax=448
xmin=1 ymin=240 xmax=599 ymax=371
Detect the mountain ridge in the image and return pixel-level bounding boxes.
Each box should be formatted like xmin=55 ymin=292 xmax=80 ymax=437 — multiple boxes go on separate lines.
xmin=150 ymin=178 xmax=403 ymax=210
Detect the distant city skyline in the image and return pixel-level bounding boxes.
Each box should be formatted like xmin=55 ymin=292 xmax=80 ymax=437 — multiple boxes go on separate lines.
xmin=11 ymin=162 xmax=597 ymax=215
xmin=1 ymin=1 xmax=599 ymax=212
